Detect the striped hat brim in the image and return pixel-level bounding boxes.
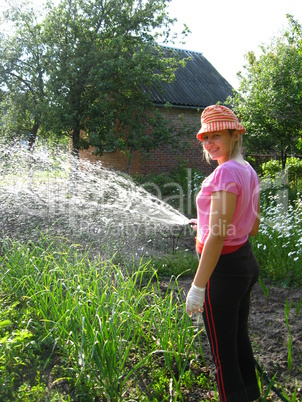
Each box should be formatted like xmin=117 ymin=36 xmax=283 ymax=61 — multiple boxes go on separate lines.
xmin=197 ymin=105 xmax=245 ymax=141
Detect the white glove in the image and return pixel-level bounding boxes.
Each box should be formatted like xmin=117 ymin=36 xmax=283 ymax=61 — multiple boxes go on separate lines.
xmin=186 ymin=283 xmax=206 ymax=317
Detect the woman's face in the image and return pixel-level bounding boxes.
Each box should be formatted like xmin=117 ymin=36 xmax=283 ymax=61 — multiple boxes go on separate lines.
xmin=202 ymin=130 xmax=237 ymax=165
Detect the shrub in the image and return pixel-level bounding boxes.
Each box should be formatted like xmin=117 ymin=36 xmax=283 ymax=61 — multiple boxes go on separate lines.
xmin=261 ymin=159 xmax=282 ymax=180
xmin=261 ymin=157 xmax=302 ymax=188
xmin=286 ymin=157 xmax=302 ymax=187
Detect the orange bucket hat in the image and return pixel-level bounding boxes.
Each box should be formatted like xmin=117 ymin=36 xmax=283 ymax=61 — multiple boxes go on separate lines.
xmin=197 ymin=105 xmax=245 ymax=141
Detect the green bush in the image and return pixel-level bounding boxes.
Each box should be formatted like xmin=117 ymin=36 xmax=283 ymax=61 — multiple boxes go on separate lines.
xmin=261 ymin=157 xmax=302 ymax=187
xmin=286 ymin=157 xmax=302 ymax=186
xmin=250 ymin=192 xmax=302 ymax=286
xmin=260 ymin=157 xmax=302 ymax=206
xmin=261 ymin=159 xmax=282 ymax=181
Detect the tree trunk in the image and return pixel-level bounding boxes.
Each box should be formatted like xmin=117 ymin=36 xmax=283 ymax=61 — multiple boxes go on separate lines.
xmin=27 ymin=121 xmax=39 ymax=188
xmin=28 ymin=121 xmax=39 ymax=152
xmin=279 ymin=146 xmax=288 ymax=213
xmin=126 ymin=148 xmax=134 ymax=174
xmin=72 ymin=128 xmax=80 ymax=159
xmin=281 ymin=147 xmax=287 ymax=173
xmin=70 ymin=128 xmax=81 ymax=195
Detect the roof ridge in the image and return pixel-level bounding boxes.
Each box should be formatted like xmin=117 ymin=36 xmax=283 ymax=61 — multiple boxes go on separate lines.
xmin=159 ymin=44 xmax=204 ymax=56
xmin=149 ymin=45 xmax=233 ymax=108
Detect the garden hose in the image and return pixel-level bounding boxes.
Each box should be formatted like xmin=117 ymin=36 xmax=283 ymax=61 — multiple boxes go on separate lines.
xmin=254 ymin=358 xmax=289 ymax=402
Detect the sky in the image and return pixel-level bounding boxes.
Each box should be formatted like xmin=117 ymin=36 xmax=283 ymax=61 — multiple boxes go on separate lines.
xmin=1 ymin=0 xmax=302 ymax=89
xmin=165 ymin=0 xmax=302 ymax=89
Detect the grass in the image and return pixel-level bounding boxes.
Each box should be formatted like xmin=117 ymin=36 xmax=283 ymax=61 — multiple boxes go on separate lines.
xmin=0 ymin=186 xmax=301 ymax=400
xmin=0 ymin=237 xmax=206 ymax=401
xmin=1 ymin=234 xmax=301 ymax=401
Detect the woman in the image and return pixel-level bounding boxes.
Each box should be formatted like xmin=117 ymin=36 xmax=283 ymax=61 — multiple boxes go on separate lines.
xmin=186 ymin=105 xmax=261 ymax=402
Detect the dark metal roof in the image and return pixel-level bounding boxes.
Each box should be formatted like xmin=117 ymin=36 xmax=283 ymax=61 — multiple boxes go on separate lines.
xmin=149 ymin=47 xmax=234 ymax=109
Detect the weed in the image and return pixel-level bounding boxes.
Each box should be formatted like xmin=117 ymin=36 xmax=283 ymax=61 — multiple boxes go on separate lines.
xmin=258 ymin=278 xmax=270 ymax=305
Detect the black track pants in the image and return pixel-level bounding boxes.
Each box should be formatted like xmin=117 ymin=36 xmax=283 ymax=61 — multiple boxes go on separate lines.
xmin=201 ymin=241 xmax=261 ymax=402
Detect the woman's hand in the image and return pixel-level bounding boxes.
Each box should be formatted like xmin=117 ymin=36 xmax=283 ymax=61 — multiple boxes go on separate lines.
xmin=186 ymin=284 xmax=205 ymax=316
xmin=189 ymin=218 xmax=198 ymax=231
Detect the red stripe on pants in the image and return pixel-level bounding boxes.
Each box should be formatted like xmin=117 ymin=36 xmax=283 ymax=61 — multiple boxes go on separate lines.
xmin=204 ymin=280 xmax=227 ymax=402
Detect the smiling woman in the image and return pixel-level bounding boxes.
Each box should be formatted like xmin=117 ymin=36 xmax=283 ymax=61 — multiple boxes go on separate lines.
xmin=197 ymin=105 xmax=246 ymax=165
xmin=200 ymin=130 xmax=240 ymax=165
xmin=186 ymin=104 xmax=261 ymax=402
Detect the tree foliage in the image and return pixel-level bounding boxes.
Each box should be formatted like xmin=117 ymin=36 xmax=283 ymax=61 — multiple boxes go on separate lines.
xmin=229 ymin=15 xmax=302 ymax=170
xmin=0 ymin=1 xmax=50 ymax=149
xmin=0 ymin=0 xmax=188 ymax=160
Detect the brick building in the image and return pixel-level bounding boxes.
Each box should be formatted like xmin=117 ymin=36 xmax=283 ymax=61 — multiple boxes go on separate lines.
xmin=80 ymin=47 xmax=234 ymax=177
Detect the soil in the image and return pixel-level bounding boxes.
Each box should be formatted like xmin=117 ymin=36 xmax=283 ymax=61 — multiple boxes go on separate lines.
xmin=171 ymin=277 xmax=302 ymax=401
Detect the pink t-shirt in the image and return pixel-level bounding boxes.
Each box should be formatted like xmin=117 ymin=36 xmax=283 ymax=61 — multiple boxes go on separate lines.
xmin=196 ymin=160 xmax=260 ymax=246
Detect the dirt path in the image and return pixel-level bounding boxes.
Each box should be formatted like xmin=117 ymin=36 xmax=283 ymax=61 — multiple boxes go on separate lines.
xmin=173 ymin=278 xmax=302 ymax=401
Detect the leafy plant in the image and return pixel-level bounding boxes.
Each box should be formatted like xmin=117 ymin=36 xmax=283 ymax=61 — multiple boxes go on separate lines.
xmin=0 ymin=238 xmax=207 ymax=400
xmin=250 ymin=190 xmax=302 ymax=286
xmin=261 ymin=157 xmax=302 ymax=190
xmin=258 ymin=278 xmax=270 ymax=305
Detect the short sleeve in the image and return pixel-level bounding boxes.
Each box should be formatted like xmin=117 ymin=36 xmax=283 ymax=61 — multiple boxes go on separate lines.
xmin=201 ymin=165 xmax=239 ymax=195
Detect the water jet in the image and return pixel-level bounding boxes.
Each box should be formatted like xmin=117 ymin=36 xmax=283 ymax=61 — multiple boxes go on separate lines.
xmin=0 ymin=140 xmax=191 ymax=259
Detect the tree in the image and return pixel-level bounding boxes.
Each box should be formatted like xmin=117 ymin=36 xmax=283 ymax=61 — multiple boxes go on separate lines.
xmin=230 ymin=15 xmax=302 ymax=171
xmin=0 ymin=1 xmax=50 ymax=150
xmin=43 ymin=0 xmax=188 ymax=161
xmin=0 ymin=0 xmax=188 ymax=164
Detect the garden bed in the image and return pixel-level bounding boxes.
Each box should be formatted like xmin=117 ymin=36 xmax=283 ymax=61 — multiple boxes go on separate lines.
xmin=159 ymin=277 xmax=302 ymax=401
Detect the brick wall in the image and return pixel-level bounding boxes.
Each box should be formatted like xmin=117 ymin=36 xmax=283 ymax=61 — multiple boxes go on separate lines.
xmin=80 ymin=106 xmax=216 ymax=177
xmin=80 ymin=148 xmax=142 ymax=174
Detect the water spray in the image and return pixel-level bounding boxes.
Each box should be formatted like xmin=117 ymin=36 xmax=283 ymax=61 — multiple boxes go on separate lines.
xmin=0 ymin=140 xmax=192 ymax=259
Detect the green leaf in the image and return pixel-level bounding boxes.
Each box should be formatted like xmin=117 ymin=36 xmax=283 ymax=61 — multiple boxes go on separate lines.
xmin=0 ymin=320 xmax=13 ymax=329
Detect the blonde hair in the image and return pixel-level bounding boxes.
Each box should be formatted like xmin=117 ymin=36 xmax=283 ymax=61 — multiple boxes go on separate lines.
xmin=203 ymin=129 xmax=243 ymax=164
